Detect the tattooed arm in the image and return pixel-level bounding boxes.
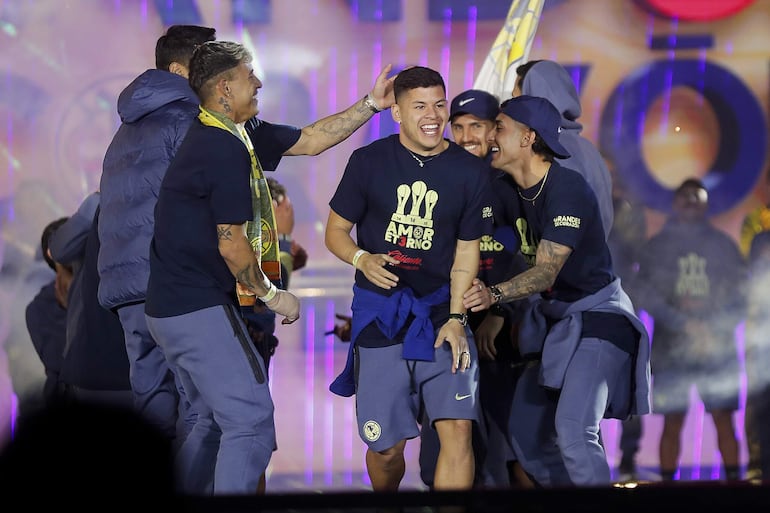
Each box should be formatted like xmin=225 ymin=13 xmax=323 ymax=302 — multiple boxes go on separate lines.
xmin=463 ymin=239 xmax=573 ymax=312
xmin=493 ymin=239 xmax=572 ymax=303
xmin=284 ymin=64 xmax=396 ymax=156
xmin=217 ymin=223 xmax=272 ymax=297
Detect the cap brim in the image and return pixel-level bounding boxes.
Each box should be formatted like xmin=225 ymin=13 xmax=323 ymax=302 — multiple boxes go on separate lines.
xmin=551 ymin=143 xmax=571 ymax=159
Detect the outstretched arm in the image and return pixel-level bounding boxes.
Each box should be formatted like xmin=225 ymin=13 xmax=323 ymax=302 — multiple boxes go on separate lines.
xmin=285 ymin=64 xmax=396 ymax=156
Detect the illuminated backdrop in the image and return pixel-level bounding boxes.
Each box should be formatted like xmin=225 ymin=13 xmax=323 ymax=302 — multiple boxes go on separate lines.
xmin=0 ymin=0 xmax=767 ymax=483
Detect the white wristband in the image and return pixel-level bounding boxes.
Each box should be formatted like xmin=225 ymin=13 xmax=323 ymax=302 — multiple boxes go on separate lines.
xmin=258 ymin=281 xmax=278 ymax=302
xmin=351 ymin=249 xmax=368 ymax=269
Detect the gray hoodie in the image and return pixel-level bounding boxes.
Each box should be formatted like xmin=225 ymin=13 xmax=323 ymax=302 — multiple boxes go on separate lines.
xmin=521 ymin=60 xmax=614 ymax=239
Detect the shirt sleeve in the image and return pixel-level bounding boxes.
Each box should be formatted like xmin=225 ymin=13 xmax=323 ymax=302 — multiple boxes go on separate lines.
xmin=457 ymin=165 xmax=494 ymax=241
xmin=329 ymin=149 xmax=368 ymax=223
xmin=541 ymin=173 xmax=592 ymax=250
xmin=244 ymin=118 xmax=301 ymax=171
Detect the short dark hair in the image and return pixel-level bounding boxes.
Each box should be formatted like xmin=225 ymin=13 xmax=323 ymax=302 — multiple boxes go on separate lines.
xmin=188 ymin=41 xmax=251 ymax=102
xmin=41 ymin=217 xmax=68 ymax=270
xmin=675 ymin=177 xmax=706 ymax=195
xmin=155 ymin=25 xmax=216 ymax=71
xmin=515 ymin=59 xmax=543 ymax=83
xmin=267 ymin=177 xmax=287 ymax=204
xmin=531 ymin=134 xmax=557 ymax=163
xmin=393 ymin=66 xmax=445 ymax=102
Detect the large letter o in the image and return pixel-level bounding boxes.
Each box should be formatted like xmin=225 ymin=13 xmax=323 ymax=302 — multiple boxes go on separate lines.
xmin=600 ymin=59 xmax=767 ymax=215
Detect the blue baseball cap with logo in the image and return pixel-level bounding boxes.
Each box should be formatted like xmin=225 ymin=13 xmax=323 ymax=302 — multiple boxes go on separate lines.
xmin=450 ymin=89 xmax=500 ymax=122
xmin=500 ymin=95 xmax=571 ymax=159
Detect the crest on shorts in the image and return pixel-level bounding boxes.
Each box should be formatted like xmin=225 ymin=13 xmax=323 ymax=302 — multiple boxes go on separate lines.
xmin=363 ymin=420 xmax=381 ymax=442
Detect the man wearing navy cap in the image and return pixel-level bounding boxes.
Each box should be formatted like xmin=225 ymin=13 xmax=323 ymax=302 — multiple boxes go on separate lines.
xmin=448 ymin=89 xmax=500 ymax=158
xmin=462 ymin=95 xmax=651 ymax=486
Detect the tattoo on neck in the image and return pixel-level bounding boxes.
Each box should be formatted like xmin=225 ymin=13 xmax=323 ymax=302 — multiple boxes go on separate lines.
xmin=219 ymin=96 xmax=231 ymax=113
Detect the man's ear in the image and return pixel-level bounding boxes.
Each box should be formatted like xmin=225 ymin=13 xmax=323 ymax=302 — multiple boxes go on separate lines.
xmin=213 ymin=79 xmax=230 ymax=98
xmin=168 ymin=62 xmax=189 ymax=78
xmin=391 ymin=104 xmax=401 ymax=124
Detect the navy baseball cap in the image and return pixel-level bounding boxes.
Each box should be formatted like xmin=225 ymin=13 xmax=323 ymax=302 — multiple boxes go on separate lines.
xmin=450 ymin=89 xmax=500 ymax=122
xmin=500 ymin=95 xmax=570 ymax=159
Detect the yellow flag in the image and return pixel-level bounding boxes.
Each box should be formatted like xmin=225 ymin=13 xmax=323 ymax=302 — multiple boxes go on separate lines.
xmin=473 ymin=0 xmax=545 ymax=102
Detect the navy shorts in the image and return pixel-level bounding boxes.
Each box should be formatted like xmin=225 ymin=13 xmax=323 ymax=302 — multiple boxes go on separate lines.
xmin=355 ymin=341 xmax=479 ymax=452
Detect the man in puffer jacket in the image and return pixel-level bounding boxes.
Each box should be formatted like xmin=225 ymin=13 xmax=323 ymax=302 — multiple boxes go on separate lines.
xmin=98 ymin=25 xmax=217 ymax=445
xmin=513 ymin=59 xmax=614 ymax=240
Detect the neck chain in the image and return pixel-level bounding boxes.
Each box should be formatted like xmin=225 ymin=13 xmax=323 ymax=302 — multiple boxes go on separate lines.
xmin=518 ymin=166 xmax=550 ymax=204
xmin=406 ymin=149 xmax=439 ymax=168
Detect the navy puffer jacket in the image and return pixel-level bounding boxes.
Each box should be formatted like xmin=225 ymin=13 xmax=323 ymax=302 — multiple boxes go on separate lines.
xmin=98 ymin=70 xmax=199 ymax=310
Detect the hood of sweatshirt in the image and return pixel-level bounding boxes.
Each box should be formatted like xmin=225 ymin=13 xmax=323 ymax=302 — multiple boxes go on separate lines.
xmin=117 ymin=69 xmax=197 ymax=124
xmin=520 ymin=60 xmax=583 ymax=132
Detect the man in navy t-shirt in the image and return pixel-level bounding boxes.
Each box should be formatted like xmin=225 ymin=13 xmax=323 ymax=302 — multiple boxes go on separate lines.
xmin=417 ymin=88 xmax=530 ymax=490
xmin=326 ymin=66 xmax=494 ymax=491
xmin=462 ymin=95 xmax=651 ymax=486
xmin=145 ymin=41 xmax=396 ymax=495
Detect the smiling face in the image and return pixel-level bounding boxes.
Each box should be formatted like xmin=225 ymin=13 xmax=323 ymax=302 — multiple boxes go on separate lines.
xmin=487 ymin=113 xmax=531 ymax=172
xmin=222 ymin=62 xmax=263 ymax=123
xmin=392 ymin=85 xmax=448 ymax=154
xmin=450 ymin=113 xmax=496 ymax=158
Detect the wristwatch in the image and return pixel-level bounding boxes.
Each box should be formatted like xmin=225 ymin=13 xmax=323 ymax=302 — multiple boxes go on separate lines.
xmin=488 ymin=285 xmax=504 ymax=305
xmin=363 ymin=93 xmax=382 ymax=113
xmin=448 ymin=313 xmax=468 ymax=326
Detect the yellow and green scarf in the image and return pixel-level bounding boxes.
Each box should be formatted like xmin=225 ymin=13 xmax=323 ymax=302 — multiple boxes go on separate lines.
xmin=198 ymin=107 xmax=281 ymax=303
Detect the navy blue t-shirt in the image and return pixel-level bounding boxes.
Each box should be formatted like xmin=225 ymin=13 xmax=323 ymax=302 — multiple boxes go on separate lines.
xmin=146 ymin=118 xmax=300 ymax=318
xmin=493 ymin=162 xmax=613 ymax=302
xmin=330 ymin=134 xmax=494 ymax=299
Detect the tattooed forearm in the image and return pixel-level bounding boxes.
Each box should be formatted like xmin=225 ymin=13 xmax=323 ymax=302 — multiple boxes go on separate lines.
xmin=218 ymin=225 xmax=235 ymax=241
xmin=497 ymin=239 xmax=571 ymax=302
xmin=450 ymin=268 xmax=473 ymax=278
xmin=235 ymin=263 xmax=268 ymax=296
xmin=299 ymin=99 xmax=373 ymax=153
xmin=305 ymin=115 xmax=365 ymax=140
xmin=498 ymin=267 xmax=556 ymax=301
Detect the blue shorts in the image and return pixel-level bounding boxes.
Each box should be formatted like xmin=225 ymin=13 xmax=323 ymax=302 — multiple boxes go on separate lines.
xmin=653 ymin=362 xmax=740 ymax=414
xmin=355 ymin=341 xmax=479 ymax=452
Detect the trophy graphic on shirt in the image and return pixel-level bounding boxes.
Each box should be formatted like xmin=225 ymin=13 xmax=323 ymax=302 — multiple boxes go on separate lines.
xmin=387 ymin=181 xmax=438 ymax=250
